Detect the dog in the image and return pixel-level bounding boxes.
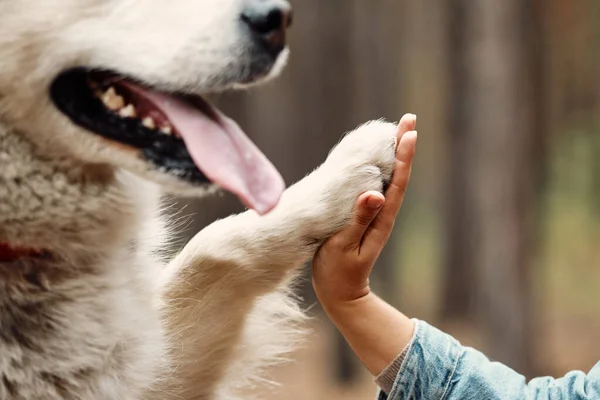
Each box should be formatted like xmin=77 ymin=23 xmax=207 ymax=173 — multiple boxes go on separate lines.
xmin=0 ymin=0 xmax=399 ymax=399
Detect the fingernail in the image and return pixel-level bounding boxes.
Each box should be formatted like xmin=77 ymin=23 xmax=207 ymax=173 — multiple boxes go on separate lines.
xmin=366 ymin=196 xmax=384 ymax=210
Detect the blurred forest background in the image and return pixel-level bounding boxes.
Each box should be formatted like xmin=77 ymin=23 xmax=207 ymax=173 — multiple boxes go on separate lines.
xmin=177 ymin=0 xmax=600 ymax=398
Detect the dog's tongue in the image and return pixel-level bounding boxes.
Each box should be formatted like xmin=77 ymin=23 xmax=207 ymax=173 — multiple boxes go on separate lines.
xmin=141 ymin=90 xmax=285 ymax=214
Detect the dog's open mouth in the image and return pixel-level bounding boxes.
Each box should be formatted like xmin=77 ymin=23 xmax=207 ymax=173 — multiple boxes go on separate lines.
xmin=49 ymin=68 xmax=284 ymax=214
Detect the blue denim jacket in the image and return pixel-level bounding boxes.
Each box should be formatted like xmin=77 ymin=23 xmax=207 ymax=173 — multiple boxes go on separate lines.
xmin=378 ymin=320 xmax=600 ymax=399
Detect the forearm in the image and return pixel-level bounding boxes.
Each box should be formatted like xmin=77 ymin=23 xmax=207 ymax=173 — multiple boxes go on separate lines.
xmin=321 ymin=292 xmax=415 ymax=376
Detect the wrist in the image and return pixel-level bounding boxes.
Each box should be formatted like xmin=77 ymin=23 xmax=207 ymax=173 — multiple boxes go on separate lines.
xmin=319 ymin=288 xmax=375 ymax=321
xmin=313 ymin=278 xmax=371 ymax=309
xmin=319 ymin=291 xmax=416 ymax=376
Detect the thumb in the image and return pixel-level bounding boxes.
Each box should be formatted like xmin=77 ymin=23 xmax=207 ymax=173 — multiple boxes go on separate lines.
xmin=333 ymin=191 xmax=385 ymax=251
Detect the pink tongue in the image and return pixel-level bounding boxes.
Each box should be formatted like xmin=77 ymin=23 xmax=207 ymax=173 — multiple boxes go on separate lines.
xmin=139 ymin=90 xmax=285 ymax=215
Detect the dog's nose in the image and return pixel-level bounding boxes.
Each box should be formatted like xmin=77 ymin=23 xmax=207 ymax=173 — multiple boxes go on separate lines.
xmin=242 ymin=0 xmax=293 ymax=54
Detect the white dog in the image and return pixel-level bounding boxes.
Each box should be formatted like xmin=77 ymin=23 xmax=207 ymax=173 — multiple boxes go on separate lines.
xmin=0 ymin=0 xmax=399 ymax=399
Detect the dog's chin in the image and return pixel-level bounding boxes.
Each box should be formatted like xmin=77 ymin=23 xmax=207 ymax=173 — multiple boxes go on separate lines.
xmin=231 ymin=47 xmax=290 ymax=90
xmin=125 ymin=162 xmax=219 ymax=198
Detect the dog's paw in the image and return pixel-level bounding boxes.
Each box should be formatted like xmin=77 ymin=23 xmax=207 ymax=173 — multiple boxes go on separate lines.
xmin=328 ymin=119 xmax=397 ymax=178
xmin=305 ymin=120 xmax=397 ymax=234
xmin=324 ymin=119 xmax=397 ymax=193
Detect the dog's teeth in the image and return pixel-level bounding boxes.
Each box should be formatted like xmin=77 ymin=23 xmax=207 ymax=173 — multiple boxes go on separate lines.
xmin=142 ymin=117 xmax=156 ymax=130
xmin=119 ymin=104 xmax=137 ymax=118
xmin=160 ymin=124 xmax=173 ymax=135
xmin=102 ymin=87 xmax=125 ymax=111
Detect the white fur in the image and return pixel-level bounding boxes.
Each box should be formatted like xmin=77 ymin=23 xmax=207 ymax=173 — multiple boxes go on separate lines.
xmin=0 ymin=1 xmax=398 ymax=399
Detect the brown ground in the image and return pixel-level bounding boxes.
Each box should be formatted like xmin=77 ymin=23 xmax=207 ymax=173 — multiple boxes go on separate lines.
xmin=252 ymin=321 xmax=378 ymax=400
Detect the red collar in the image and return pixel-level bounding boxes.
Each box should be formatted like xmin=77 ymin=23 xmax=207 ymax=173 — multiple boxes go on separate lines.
xmin=0 ymin=243 xmax=45 ymax=262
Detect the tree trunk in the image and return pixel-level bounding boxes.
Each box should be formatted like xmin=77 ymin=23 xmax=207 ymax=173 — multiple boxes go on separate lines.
xmin=443 ymin=0 xmax=543 ymax=375
xmin=441 ymin=0 xmax=477 ymax=321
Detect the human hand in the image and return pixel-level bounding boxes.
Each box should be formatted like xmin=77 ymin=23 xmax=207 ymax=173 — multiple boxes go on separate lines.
xmin=311 ymin=114 xmax=417 ymax=376
xmin=312 ymin=113 xmax=417 ymax=307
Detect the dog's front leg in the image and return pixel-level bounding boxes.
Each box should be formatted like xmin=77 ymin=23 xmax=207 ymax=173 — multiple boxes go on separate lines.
xmin=156 ymin=120 xmax=399 ymax=400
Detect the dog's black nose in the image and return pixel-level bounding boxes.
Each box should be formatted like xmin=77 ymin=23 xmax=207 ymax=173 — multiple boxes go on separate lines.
xmin=242 ymin=0 xmax=293 ymax=54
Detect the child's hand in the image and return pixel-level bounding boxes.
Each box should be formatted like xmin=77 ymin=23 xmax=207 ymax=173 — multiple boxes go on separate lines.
xmin=312 ymin=114 xmax=417 ymax=307
xmin=311 ymin=114 xmax=417 ymax=376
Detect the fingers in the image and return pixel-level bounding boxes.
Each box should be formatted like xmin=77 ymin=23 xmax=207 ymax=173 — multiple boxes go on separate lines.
xmin=332 ymin=191 xmax=385 ymax=252
xmin=385 ymin=129 xmax=418 ymax=218
xmin=379 ymin=114 xmax=417 ymax=224
xmin=360 ymin=119 xmax=418 ymax=257
xmin=324 ymin=114 xmax=418 ymax=259
xmin=396 ymin=113 xmax=417 ymax=144
xmin=379 ymin=113 xmax=416 ymax=221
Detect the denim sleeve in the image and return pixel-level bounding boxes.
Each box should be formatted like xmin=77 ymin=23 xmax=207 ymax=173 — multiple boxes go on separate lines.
xmin=378 ymin=319 xmax=600 ymax=400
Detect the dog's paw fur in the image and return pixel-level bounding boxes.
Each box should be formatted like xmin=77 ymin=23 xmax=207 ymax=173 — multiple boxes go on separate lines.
xmin=326 ymin=119 xmax=397 ymax=190
xmin=283 ymin=120 xmax=397 ymax=242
